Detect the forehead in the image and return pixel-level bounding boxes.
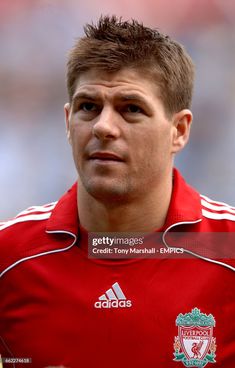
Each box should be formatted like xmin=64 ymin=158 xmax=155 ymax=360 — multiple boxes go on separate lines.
xmin=73 ymin=68 xmax=161 ymax=101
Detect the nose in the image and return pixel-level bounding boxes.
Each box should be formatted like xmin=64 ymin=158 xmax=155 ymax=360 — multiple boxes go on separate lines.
xmin=92 ymin=107 xmax=121 ymax=140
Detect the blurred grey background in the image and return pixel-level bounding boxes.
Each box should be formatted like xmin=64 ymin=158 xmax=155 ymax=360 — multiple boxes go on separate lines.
xmin=1 ymin=0 xmax=235 ymax=219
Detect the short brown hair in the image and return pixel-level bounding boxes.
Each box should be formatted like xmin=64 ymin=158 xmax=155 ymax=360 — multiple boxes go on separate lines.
xmin=67 ymin=15 xmax=194 ymax=115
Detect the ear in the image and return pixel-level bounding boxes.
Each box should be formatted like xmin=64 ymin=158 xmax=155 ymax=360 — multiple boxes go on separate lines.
xmin=171 ymin=109 xmax=193 ymax=154
xmin=64 ymin=103 xmax=71 ymax=144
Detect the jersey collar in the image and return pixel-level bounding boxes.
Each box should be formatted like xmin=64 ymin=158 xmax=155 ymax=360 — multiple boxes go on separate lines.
xmin=46 ymin=183 xmax=79 ymax=236
xmin=164 ymin=168 xmax=202 ymax=230
xmin=46 ymin=168 xmax=202 ymax=236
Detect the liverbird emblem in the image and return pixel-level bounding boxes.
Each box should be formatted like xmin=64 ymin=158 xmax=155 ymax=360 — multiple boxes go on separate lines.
xmin=173 ymin=308 xmax=216 ymax=367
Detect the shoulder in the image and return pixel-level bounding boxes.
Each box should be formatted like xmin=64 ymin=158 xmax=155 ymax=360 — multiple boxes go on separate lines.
xmin=200 ymin=194 xmax=235 ymax=230
xmin=0 ymin=202 xmax=57 ymax=239
xmin=0 ymin=202 xmax=58 ymax=277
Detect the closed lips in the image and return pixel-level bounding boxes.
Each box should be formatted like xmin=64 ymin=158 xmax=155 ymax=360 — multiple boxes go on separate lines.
xmin=89 ymin=152 xmax=123 ymax=161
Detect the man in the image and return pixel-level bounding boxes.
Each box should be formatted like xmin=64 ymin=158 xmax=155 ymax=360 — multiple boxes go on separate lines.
xmin=1 ymin=15 xmax=235 ymax=368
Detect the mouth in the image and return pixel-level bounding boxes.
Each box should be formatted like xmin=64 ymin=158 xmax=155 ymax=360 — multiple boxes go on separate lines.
xmin=89 ymin=152 xmax=124 ymax=162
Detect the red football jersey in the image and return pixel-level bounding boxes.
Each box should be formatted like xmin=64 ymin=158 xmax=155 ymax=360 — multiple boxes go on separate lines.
xmin=1 ymin=169 xmax=235 ymax=367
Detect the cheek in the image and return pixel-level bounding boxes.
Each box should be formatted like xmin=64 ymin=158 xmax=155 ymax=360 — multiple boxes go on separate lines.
xmin=70 ymin=124 xmax=88 ymax=153
xmin=135 ymin=127 xmax=171 ymax=156
xmin=69 ymin=131 xmax=85 ymax=172
xmin=131 ymin=127 xmax=173 ymax=173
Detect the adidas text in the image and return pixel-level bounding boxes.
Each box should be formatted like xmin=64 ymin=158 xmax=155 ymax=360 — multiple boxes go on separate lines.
xmin=94 ymin=300 xmax=132 ymax=308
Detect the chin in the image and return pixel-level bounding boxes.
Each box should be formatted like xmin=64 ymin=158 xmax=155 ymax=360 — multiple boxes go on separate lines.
xmin=84 ymin=179 xmax=132 ymax=204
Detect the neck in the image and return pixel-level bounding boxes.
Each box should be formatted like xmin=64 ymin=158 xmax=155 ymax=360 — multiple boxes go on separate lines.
xmin=77 ymin=173 xmax=173 ymax=233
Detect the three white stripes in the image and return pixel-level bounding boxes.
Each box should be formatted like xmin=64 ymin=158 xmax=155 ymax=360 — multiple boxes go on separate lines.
xmin=99 ymin=282 xmax=126 ymax=301
xmin=0 ymin=202 xmax=57 ymax=231
xmin=201 ymin=195 xmax=235 ymax=221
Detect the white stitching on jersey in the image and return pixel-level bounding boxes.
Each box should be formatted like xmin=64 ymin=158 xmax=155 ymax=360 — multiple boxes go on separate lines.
xmin=162 ymin=220 xmax=235 ymax=272
xmin=0 ymin=230 xmax=77 ymax=278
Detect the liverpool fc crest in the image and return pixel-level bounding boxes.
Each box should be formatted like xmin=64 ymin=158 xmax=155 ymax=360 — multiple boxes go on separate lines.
xmin=173 ymin=308 xmax=216 ymax=367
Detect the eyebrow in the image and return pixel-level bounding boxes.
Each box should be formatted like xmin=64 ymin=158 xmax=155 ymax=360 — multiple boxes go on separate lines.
xmin=71 ymin=91 xmax=149 ymax=107
xmin=118 ymin=94 xmax=148 ymax=104
xmin=72 ymin=92 xmax=99 ymax=105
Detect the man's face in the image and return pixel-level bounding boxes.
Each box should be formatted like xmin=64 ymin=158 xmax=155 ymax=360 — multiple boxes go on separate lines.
xmin=65 ymin=68 xmax=190 ymax=203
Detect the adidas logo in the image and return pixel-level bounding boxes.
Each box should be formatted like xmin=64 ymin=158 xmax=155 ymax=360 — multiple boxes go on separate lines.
xmin=94 ymin=282 xmax=132 ymax=309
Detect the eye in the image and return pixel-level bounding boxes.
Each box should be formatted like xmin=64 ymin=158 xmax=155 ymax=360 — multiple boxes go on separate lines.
xmin=125 ymin=104 xmax=142 ymax=113
xmin=80 ymin=102 xmax=97 ymax=112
